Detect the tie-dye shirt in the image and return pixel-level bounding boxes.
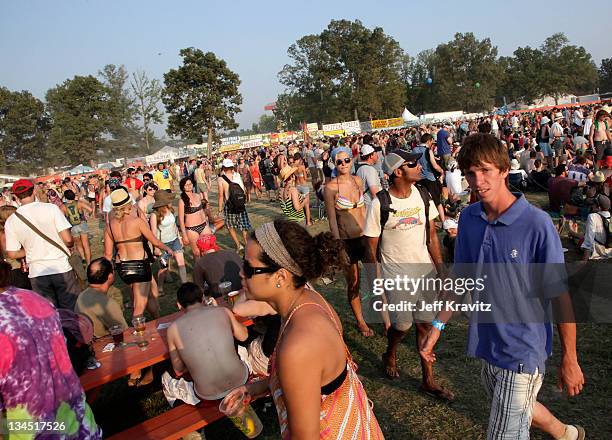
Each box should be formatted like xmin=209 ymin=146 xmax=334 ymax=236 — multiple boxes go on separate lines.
xmin=0 ymin=287 xmax=102 ymax=439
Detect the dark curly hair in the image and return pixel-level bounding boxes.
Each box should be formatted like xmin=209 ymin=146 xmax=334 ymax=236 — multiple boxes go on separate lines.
xmin=251 ymin=218 xmax=349 ymax=288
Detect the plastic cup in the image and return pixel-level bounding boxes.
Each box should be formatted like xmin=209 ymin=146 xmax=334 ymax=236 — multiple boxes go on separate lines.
xmin=218 ymin=281 xmax=233 ymax=302
xmin=219 ymin=388 xmax=263 ymax=438
xmin=109 ymin=325 xmax=124 ymax=345
xmin=132 ymin=316 xmax=146 ymax=335
xmin=227 ymin=290 xmax=240 ymax=306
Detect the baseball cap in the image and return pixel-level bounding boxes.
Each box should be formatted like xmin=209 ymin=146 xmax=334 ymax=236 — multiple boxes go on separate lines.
xmin=360 ymin=144 xmax=375 ymax=156
xmin=222 ymin=158 xmax=234 ymax=168
xmin=12 ymin=179 xmax=34 ymax=195
xmin=383 ymin=150 xmax=422 ymax=175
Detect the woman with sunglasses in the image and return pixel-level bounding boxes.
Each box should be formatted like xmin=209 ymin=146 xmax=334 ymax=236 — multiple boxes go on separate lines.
xmin=138 ymin=182 xmax=158 ymax=223
xmin=178 ymin=177 xmax=214 ymax=258
xmin=323 ymin=147 xmax=373 ymax=337
xmin=228 ymin=219 xmax=383 ymax=439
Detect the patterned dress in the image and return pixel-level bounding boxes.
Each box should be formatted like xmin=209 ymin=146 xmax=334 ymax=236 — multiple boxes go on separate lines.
xmin=269 ymin=300 xmax=384 ymax=439
xmin=0 ymin=287 xmax=102 ymax=439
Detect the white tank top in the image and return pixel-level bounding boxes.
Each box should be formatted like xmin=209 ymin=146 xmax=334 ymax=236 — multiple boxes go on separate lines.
xmin=158 ymin=212 xmax=178 ymax=243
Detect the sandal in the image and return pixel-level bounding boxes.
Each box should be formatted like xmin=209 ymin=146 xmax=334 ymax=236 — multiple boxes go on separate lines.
xmin=418 ymin=385 xmax=455 ymax=402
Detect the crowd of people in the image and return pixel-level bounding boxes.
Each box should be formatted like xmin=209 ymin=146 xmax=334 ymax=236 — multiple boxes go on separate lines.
xmin=1 ymin=101 xmax=610 ymax=439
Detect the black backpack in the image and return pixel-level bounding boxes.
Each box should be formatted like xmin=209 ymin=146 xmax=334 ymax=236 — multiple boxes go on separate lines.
xmin=221 ymin=175 xmax=246 ymax=213
xmin=376 ymin=184 xmax=432 ymax=261
xmin=594 ymin=213 xmax=612 ymax=248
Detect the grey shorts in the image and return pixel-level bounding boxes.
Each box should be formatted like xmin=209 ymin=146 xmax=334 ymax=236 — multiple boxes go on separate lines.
xmin=71 ymin=222 xmax=89 ymax=237
xmin=297 ymin=184 xmax=310 ymax=195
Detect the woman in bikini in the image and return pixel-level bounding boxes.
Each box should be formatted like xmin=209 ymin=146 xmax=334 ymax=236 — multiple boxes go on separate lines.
xmin=292 ymin=153 xmax=312 ymax=225
xmin=250 ymin=156 xmax=263 ymax=200
xmin=104 ymin=188 xmax=174 ymax=319
xmin=178 ymin=177 xmax=214 ymax=258
xmin=223 ymin=219 xmax=384 ymax=439
xmin=323 ymin=147 xmax=373 ymax=337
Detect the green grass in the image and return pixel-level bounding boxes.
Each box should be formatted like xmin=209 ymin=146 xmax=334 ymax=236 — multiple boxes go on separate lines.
xmin=88 ymin=188 xmax=612 ymax=439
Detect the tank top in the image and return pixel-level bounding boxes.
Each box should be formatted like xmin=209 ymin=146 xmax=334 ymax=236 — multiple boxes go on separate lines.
xmin=280 ymin=193 xmax=305 ymax=222
xmin=269 ymin=297 xmax=384 ymax=439
xmin=157 ymin=212 xmax=178 ymax=243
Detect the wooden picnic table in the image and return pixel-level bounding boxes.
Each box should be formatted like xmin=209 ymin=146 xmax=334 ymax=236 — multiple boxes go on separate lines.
xmin=80 ymin=309 xmax=253 ymax=392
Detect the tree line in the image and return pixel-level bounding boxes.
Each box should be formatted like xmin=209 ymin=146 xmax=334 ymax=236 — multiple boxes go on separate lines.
xmin=276 ymin=20 xmax=610 ymax=129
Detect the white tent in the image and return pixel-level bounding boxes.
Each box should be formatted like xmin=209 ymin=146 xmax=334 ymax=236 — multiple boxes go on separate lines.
xmin=402 ymin=107 xmax=419 ymax=122
xmin=145 ymin=146 xmax=180 ymax=165
xmin=68 ymin=164 xmax=95 ymax=175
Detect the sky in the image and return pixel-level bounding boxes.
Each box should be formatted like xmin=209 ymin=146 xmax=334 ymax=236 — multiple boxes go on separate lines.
xmin=1 ymin=0 xmax=611 ymax=136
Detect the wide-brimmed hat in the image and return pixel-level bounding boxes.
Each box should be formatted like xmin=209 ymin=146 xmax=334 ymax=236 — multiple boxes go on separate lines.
xmin=589 ymin=171 xmax=605 ymax=183
xmin=510 ymin=159 xmax=520 ymax=170
xmin=279 ymin=165 xmax=298 ymax=181
xmin=540 ymin=116 xmax=550 ymax=125
xmin=152 ymin=190 xmax=175 ymax=208
xmin=554 ymin=112 xmax=564 ymax=120
xmin=110 ymin=188 xmax=132 ymax=208
xmin=600 ymin=105 xmax=612 ymax=115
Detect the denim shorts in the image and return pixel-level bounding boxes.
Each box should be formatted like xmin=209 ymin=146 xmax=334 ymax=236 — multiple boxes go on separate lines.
xmin=297 ymin=184 xmax=310 ymax=195
xmin=70 ymin=222 xmax=89 ymax=237
xmin=161 ymin=237 xmax=183 ymax=260
xmin=539 ymin=142 xmax=552 ymax=157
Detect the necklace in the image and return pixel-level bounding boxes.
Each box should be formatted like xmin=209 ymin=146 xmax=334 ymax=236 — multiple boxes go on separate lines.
xmin=282 ymin=290 xmax=305 ymax=323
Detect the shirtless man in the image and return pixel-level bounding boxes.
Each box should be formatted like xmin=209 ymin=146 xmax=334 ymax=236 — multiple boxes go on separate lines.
xmin=167 ymin=282 xmax=249 ymax=400
xmin=589 ymin=109 xmax=611 ymax=171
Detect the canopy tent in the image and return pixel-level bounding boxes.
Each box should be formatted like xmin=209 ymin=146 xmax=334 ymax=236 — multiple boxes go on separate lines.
xmin=144 ymin=146 xmax=180 ymax=165
xmin=402 ymin=107 xmax=419 ymax=122
xmin=97 ymin=161 xmax=122 ymax=170
xmin=68 ymin=164 xmax=95 ymax=175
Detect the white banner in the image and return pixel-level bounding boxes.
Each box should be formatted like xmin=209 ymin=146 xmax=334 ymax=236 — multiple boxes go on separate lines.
xmin=306 ymin=122 xmax=319 ymax=132
xmin=221 ymin=136 xmax=240 ymax=145
xmin=241 ymin=139 xmax=263 ymax=149
xmin=342 ymin=120 xmax=361 ymax=134
xmin=322 ymin=122 xmax=342 ymax=132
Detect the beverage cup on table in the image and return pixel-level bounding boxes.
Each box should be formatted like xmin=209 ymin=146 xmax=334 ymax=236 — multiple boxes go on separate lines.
xmin=219 ymin=388 xmax=263 ymax=438
xmin=132 ymin=316 xmax=146 ymax=335
xmin=135 ymin=332 xmax=149 ymax=350
xmin=109 ymin=325 xmax=124 ymax=345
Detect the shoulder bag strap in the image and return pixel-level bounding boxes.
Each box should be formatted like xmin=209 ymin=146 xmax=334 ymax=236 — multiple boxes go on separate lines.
xmin=15 ymin=212 xmax=70 ymax=257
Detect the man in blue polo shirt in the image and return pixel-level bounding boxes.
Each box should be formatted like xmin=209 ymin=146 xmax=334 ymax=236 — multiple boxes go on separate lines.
xmin=436 ymin=124 xmax=453 ymax=169
xmin=421 ymin=133 xmax=585 ymax=440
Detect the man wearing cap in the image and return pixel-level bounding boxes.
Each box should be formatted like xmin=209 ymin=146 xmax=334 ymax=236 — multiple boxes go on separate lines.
xmin=355 ymin=144 xmax=382 ymax=206
xmin=217 ymin=158 xmax=251 ymax=251
xmin=4 ymin=179 xmax=81 ymax=309
xmin=363 ymin=150 xmax=453 ymax=401
xmin=193 ymin=234 xmax=243 ymax=298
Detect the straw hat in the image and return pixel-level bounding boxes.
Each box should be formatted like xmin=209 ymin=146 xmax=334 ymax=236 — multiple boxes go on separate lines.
xmin=554 ymin=112 xmax=564 ymax=121
xmin=279 ymin=166 xmax=298 ymax=181
xmin=110 ymin=188 xmax=132 ymax=208
xmin=152 ymin=190 xmax=175 ymax=208
xmin=589 ymin=171 xmax=605 ymax=183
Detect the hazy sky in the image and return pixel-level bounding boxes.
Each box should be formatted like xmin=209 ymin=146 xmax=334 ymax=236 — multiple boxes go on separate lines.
xmin=2 ymin=0 xmax=610 ymax=135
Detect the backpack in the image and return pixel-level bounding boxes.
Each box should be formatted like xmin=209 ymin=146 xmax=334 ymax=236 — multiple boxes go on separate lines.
xmin=375 ymin=184 xmax=431 ymax=261
xmin=58 ymin=309 xmax=95 ymax=375
xmin=221 ymin=175 xmax=246 ymax=213
xmin=65 ymin=201 xmax=81 ymax=226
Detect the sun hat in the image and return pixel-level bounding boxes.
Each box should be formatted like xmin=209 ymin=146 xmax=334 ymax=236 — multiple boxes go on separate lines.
xmin=554 ymin=112 xmax=564 ymax=120
xmin=360 ymin=144 xmax=375 ymax=156
xmin=110 ymin=188 xmax=132 ymax=208
xmin=540 ymin=116 xmax=550 ymax=125
xmin=196 ymin=234 xmax=220 ymax=254
xmin=152 ymin=190 xmax=175 ymax=208
xmin=589 ymin=171 xmax=605 ymax=183
xmin=222 ymin=158 xmax=234 ymax=168
xmin=383 ymin=150 xmax=422 ymax=174
xmin=510 ymin=159 xmax=520 ymax=170
xmin=11 ymin=179 xmax=34 ymax=195
xmin=279 ymin=166 xmax=298 ymax=181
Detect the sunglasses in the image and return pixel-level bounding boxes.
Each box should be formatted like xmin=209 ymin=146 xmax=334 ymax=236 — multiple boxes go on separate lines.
xmin=401 ymin=161 xmax=419 ymax=169
xmin=243 ymin=259 xmax=278 ymax=279
xmin=336 ymin=157 xmax=352 ymax=166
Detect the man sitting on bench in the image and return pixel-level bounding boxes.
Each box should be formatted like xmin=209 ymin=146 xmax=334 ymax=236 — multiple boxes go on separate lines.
xmin=167 ymin=282 xmax=250 ymax=401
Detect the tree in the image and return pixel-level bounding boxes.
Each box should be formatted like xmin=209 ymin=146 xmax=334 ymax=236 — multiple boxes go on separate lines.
xmin=600 ymin=58 xmax=612 ymax=92
xmin=279 ymin=20 xmax=408 ymax=123
xmin=0 ymin=87 xmax=50 ymax=174
xmin=405 ymin=49 xmax=437 ymax=113
xmin=539 ymin=33 xmax=598 ymax=103
xmin=599 ymin=58 xmax=612 ymax=93
xmin=98 ymin=64 xmax=140 ymax=155
xmin=163 ymin=48 xmax=242 ymax=158
xmin=430 ymin=33 xmax=502 ymax=112
xmin=46 ymin=75 xmax=112 ymax=166
xmin=131 ymin=70 xmax=163 ymax=152
xmin=498 ymin=47 xmax=546 ymax=105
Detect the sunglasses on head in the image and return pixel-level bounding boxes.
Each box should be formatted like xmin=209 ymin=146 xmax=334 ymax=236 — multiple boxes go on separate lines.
xmin=336 ymin=157 xmax=351 ymax=166
xmin=243 ymin=259 xmax=279 ymax=279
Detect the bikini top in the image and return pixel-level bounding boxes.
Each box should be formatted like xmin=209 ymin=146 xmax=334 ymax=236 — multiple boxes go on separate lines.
xmin=334 ymin=177 xmax=365 ymax=210
xmin=185 ymin=202 xmax=204 ymax=214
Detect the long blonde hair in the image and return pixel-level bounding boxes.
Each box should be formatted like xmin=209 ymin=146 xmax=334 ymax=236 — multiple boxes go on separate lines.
xmin=0 ymin=206 xmax=17 ymax=232
xmin=113 ymin=204 xmax=133 ymax=220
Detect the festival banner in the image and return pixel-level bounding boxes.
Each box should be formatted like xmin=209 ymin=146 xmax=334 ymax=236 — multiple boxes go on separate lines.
xmin=323 ymin=129 xmax=345 ymax=137
xmin=219 ymin=144 xmax=241 ymax=153
xmin=241 ymin=139 xmax=263 ymax=149
xmin=371 ymin=118 xmax=405 ymax=129
xmin=322 ymin=123 xmax=342 ymax=132
xmin=342 ymin=120 xmax=361 ymax=134
xmin=306 ymin=123 xmax=319 ymax=132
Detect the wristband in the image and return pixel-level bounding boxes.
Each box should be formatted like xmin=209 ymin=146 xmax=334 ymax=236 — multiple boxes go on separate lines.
xmin=432 ymin=319 xmax=446 ymax=331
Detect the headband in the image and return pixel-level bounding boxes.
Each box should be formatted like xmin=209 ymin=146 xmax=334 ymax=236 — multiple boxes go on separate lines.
xmin=254 ymin=222 xmax=303 ymax=277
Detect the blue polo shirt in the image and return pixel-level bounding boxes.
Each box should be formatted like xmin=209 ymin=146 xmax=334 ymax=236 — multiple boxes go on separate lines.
xmin=436 ymin=129 xmax=451 ymax=156
xmin=454 ymin=194 xmax=566 ymax=374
